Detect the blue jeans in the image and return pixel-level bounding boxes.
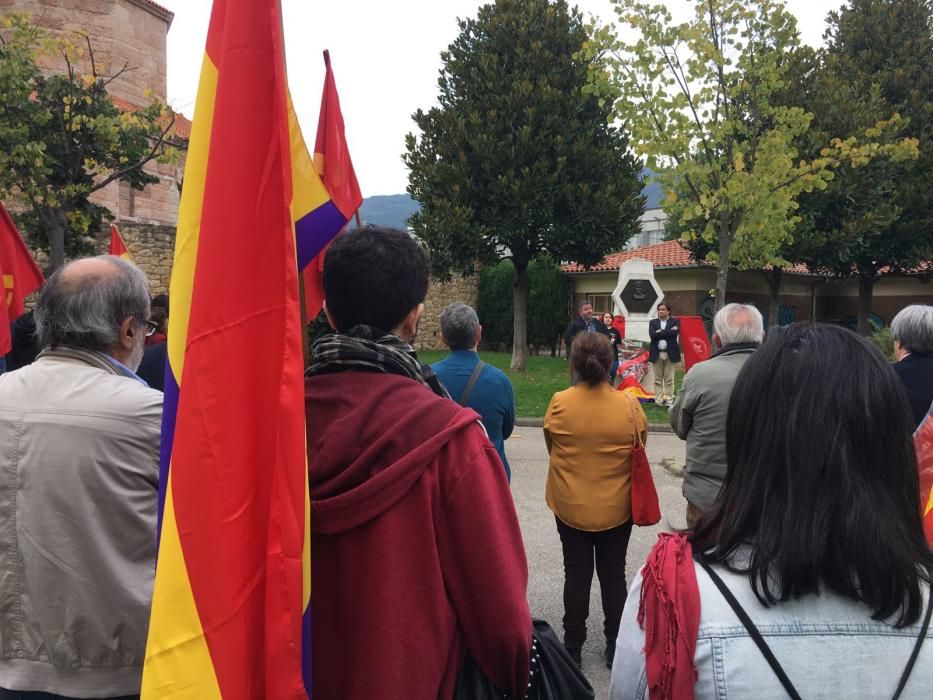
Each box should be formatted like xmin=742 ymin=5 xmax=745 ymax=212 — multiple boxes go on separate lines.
xmin=609 ymin=359 xmax=619 ymax=381
xmin=0 ymin=691 xmax=138 ymax=700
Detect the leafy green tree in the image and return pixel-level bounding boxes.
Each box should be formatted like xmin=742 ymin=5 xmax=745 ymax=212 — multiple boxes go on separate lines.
xmin=477 ymin=257 xmax=569 ymax=355
xmin=405 ymin=0 xmax=643 ymax=371
xmin=527 ymin=256 xmax=570 ymax=356
xmin=0 ymin=14 xmax=178 ymax=268
xmin=587 ymin=0 xmax=918 ymax=311
xmin=477 ymin=260 xmax=516 ymax=351
xmin=791 ymin=0 xmax=933 ymax=334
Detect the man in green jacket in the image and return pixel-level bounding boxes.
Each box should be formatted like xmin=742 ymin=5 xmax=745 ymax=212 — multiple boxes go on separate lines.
xmin=670 ymin=303 xmax=764 ymax=527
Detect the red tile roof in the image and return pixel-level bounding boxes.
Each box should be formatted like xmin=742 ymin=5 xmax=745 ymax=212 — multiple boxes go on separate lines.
xmin=562 ymin=240 xmax=703 ymax=273
xmin=562 ymin=239 xmax=818 ymax=275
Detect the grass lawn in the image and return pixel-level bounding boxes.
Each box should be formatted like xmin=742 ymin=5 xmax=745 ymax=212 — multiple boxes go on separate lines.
xmin=419 ymin=350 xmax=684 ymax=423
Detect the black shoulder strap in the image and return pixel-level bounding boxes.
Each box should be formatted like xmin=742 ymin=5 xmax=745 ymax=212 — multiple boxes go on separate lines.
xmin=701 ymin=562 xmax=933 ymax=700
xmin=892 ymin=584 xmax=933 ymax=700
xmin=457 ymin=361 xmax=486 ymax=406
xmin=698 ymin=562 xmax=803 ymax=700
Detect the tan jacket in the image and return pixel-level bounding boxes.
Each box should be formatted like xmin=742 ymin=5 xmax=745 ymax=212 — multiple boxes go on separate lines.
xmin=0 ymin=349 xmax=162 ymax=696
xmin=544 ymin=383 xmax=648 ymax=531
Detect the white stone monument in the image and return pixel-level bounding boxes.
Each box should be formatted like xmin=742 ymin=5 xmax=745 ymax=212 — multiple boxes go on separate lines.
xmin=611 ymin=258 xmax=664 ymax=343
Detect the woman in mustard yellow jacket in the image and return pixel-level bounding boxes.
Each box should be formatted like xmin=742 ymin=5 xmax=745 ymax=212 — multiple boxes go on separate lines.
xmin=544 ymin=331 xmax=648 ymax=671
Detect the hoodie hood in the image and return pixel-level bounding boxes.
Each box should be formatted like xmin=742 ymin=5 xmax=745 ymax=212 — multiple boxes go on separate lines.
xmin=307 ymin=371 xmax=481 ymax=534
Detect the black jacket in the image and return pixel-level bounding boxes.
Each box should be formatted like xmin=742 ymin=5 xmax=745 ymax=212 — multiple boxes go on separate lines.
xmin=5 ymin=311 xmax=39 ymax=371
xmin=137 ymin=340 xmax=168 ymax=392
xmin=648 ymin=316 xmax=681 ymax=363
xmin=892 ymin=353 xmax=933 ymax=430
xmin=563 ymin=316 xmax=610 ymax=351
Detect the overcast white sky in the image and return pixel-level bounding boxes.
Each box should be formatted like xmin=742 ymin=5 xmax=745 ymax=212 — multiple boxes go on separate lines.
xmin=159 ymin=0 xmax=844 ymax=197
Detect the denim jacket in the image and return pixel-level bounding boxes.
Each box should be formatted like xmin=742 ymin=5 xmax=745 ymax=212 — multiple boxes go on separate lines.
xmin=611 ymin=561 xmax=933 ymax=699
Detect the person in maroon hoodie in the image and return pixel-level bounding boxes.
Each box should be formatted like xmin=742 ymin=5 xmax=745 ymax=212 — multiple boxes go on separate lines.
xmin=306 ymin=226 xmax=532 ymax=699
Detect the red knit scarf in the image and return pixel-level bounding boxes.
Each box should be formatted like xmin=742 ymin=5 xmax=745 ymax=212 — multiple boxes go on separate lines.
xmin=637 ymin=532 xmax=701 ymax=700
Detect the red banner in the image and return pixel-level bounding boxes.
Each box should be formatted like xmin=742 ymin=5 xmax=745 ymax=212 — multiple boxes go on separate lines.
xmin=680 ymin=315 xmax=711 ymax=372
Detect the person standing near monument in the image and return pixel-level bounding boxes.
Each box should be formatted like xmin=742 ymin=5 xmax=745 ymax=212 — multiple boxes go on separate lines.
xmin=648 ymin=302 xmax=680 ymax=406
xmin=602 ymin=312 xmax=623 ymax=383
xmin=564 ymin=300 xmax=609 ymax=384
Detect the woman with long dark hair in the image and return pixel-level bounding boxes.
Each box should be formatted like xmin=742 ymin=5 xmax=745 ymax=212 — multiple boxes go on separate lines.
xmin=611 ymin=323 xmax=933 ymax=699
xmin=545 ymin=331 xmax=648 ymax=671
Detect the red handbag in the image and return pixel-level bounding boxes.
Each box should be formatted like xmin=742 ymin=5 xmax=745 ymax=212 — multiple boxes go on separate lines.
xmin=629 ymin=400 xmax=661 ymax=526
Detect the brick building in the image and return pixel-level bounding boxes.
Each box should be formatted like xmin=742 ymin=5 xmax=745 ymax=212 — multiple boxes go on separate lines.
xmin=3 ymin=0 xmax=189 ymax=291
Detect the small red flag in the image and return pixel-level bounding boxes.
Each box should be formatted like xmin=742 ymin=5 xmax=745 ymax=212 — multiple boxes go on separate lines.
xmin=303 ymin=49 xmax=362 ymax=321
xmin=109 ymin=223 xmax=132 ymax=261
xmin=0 ymin=201 xmax=44 ymax=356
xmin=679 ymin=316 xmax=711 ymax=372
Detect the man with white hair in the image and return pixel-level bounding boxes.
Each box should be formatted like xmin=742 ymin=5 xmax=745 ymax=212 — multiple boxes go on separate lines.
xmin=670 ymin=303 xmax=764 ymax=526
xmin=0 ymin=256 xmax=162 ymax=698
xmin=891 ymin=304 xmax=933 ymax=430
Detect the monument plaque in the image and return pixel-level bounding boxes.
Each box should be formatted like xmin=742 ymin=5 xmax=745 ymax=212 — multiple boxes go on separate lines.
xmin=611 ymin=258 xmax=665 ymax=342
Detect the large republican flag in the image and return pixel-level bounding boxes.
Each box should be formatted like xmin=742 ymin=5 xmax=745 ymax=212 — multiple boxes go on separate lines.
xmin=109 ymin=223 xmax=132 ymax=261
xmin=142 ymin=0 xmax=318 ymax=696
xmin=302 ymin=49 xmax=362 ymax=320
xmin=0 ymin=202 xmax=44 ymax=355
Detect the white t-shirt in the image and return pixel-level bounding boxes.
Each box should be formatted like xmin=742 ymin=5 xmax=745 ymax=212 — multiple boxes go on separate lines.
xmin=658 ymin=319 xmax=668 ymax=351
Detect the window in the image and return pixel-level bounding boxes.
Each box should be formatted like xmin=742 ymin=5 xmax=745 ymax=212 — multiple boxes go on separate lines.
xmin=587 ymin=294 xmax=614 ymax=314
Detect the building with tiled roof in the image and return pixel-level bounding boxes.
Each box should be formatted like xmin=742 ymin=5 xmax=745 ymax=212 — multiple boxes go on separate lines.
xmin=563 ymin=239 xmax=933 ymax=330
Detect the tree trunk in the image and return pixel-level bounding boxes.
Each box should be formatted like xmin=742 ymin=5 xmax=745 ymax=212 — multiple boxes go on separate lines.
xmin=510 ymin=263 xmax=529 ymax=371
xmin=714 ymin=218 xmax=731 ymax=312
xmin=766 ymin=268 xmax=782 ymax=329
xmin=856 ymin=274 xmax=875 ymax=336
xmin=38 ymin=206 xmax=67 ymax=271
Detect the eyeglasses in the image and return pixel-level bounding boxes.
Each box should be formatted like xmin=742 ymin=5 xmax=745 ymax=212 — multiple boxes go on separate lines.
xmin=144 ymin=320 xmax=159 ymax=337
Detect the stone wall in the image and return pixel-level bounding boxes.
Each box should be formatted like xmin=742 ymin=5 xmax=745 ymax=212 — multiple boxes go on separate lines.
xmin=100 ymin=222 xmax=175 ymax=293
xmin=415 ymin=275 xmax=480 ymax=351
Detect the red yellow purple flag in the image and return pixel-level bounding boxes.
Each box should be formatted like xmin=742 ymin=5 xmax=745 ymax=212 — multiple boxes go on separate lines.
xmin=302 ymin=49 xmax=362 ymax=320
xmin=142 ymin=1 xmax=310 ymax=697
xmin=0 ymin=201 xmax=44 ymax=355
xmin=109 ymin=223 xmax=132 ymax=261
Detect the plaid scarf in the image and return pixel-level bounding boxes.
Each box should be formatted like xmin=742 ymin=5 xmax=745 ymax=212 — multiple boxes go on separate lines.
xmin=307 ymin=325 xmax=449 ymax=399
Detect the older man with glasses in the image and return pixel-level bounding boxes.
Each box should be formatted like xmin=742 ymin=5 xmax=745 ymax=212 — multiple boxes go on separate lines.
xmin=0 ymin=256 xmax=162 ymax=700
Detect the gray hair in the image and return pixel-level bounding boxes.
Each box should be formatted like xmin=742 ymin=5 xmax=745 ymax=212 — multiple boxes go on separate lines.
xmin=440 ymin=302 xmax=480 ymax=351
xmin=891 ymin=304 xmax=933 ymax=355
xmin=713 ymin=303 xmax=765 ymax=345
xmin=35 ymin=256 xmax=151 ymax=352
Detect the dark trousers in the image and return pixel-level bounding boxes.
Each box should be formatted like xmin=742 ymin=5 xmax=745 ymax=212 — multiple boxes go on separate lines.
xmin=555 ymin=516 xmax=634 ymax=653
xmin=0 ymin=690 xmax=138 ymax=700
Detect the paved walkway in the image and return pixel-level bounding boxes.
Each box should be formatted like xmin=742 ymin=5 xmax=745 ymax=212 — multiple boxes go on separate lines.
xmin=508 ymin=426 xmax=686 ymax=698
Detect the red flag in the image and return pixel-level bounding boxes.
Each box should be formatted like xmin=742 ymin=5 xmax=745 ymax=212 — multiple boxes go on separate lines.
xmin=109 ymin=223 xmax=132 ymax=261
xmin=679 ymin=316 xmax=711 ymax=372
xmin=303 ymin=49 xmax=362 ymax=321
xmin=0 ymin=201 xmax=44 ymax=355
xmin=916 ymin=407 xmax=933 ymax=546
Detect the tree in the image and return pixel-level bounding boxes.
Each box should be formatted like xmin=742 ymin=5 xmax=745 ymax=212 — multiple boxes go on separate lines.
xmin=405 ymin=0 xmax=643 ymax=371
xmin=527 ymin=256 xmax=571 ymax=356
xmin=791 ymin=0 xmax=933 ymax=334
xmin=0 ymin=15 xmax=178 ymax=268
xmin=587 ymin=0 xmax=918 ymax=311
xmin=478 ymin=256 xmax=571 ymax=356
